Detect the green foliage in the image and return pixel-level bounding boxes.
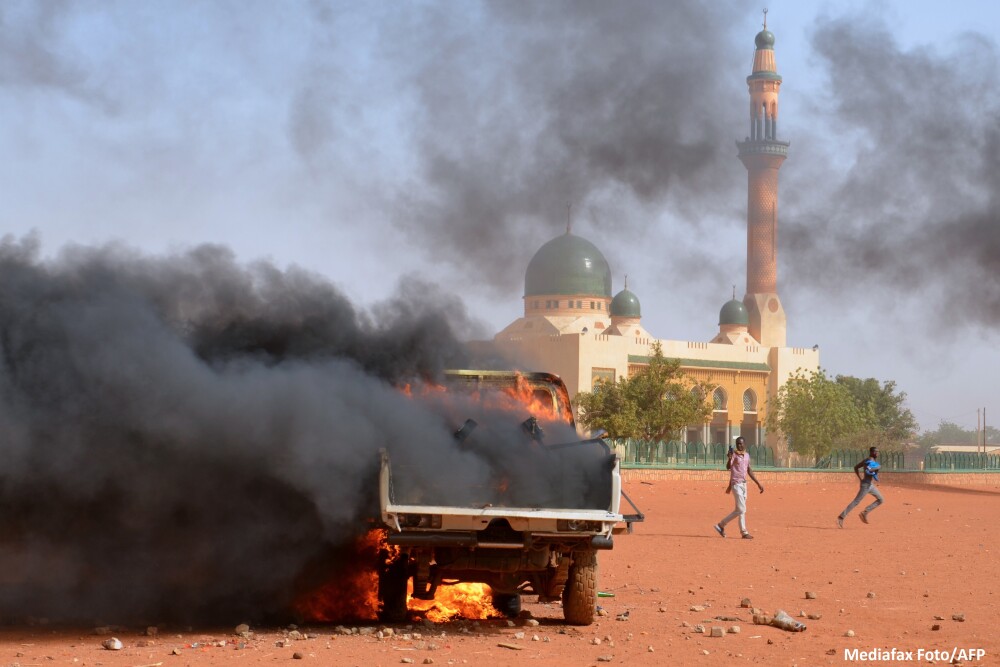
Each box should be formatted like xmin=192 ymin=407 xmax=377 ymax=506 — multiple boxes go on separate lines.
xmin=834 ymin=375 xmax=918 ymax=449
xmin=768 ymin=370 xmax=920 ymax=461
xmin=917 ymin=421 xmax=1000 ymax=447
xmin=766 ymin=369 xmax=868 ymax=463
xmin=574 ymin=341 xmax=712 ymax=441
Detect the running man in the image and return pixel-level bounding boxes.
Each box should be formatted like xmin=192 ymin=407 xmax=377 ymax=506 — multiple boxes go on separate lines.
xmin=713 ymin=436 xmax=764 ymax=539
xmin=837 ymin=446 xmax=884 ymax=527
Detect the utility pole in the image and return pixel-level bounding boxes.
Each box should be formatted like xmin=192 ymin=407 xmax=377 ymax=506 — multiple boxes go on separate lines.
xmin=978 ymin=408 xmax=982 ymax=456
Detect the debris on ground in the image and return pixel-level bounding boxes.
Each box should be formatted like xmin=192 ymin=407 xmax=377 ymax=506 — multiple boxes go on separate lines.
xmin=753 ymin=609 xmax=807 ymax=632
xmin=101 ymin=637 xmax=123 ymax=650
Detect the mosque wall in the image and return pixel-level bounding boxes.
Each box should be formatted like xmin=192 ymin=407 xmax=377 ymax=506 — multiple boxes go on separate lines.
xmin=492 ymin=329 xmax=814 ymax=448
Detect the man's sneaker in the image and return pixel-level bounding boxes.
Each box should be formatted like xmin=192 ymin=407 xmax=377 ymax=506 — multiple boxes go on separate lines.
xmin=741 ymin=533 xmax=754 ymax=540
xmin=713 ymin=524 xmax=725 ymax=538
xmin=837 ymin=516 xmax=844 ymax=528
xmin=859 ymin=512 xmax=869 ymax=524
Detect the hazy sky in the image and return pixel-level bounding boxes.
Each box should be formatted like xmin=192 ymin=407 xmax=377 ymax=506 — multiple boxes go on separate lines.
xmin=2 ymin=0 xmax=998 ymax=434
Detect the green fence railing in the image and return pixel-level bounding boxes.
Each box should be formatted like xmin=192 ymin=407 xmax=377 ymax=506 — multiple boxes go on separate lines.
xmin=613 ymin=440 xmax=1000 ymax=473
xmin=613 ymin=439 xmax=775 ymax=468
xmin=815 ymin=449 xmax=906 ymax=471
xmin=924 ymin=452 xmax=1000 ymax=471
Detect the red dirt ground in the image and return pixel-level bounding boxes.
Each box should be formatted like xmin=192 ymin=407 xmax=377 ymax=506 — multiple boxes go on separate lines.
xmin=0 ymin=477 xmax=996 ymax=666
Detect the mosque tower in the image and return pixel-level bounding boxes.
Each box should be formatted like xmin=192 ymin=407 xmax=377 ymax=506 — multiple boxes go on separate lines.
xmin=737 ymin=10 xmax=789 ymax=347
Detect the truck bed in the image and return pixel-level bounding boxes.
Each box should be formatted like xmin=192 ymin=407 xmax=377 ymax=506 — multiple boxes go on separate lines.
xmin=379 ymin=448 xmax=624 ymax=545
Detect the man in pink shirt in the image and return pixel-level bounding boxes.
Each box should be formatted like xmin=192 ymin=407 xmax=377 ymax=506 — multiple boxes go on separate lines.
xmin=713 ymin=436 xmax=765 ymax=539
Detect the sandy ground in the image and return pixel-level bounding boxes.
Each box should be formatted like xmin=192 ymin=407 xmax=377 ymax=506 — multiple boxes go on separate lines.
xmin=0 ymin=477 xmax=997 ymax=666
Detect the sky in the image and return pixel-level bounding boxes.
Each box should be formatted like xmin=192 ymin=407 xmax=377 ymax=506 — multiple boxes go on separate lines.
xmin=2 ymin=0 xmax=998 ymax=435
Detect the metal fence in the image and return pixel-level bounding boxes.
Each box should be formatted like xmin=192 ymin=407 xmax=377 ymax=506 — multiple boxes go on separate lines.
xmin=613 ymin=439 xmax=1000 ymax=473
xmin=815 ymin=449 xmax=906 ymax=471
xmin=613 ymin=439 xmax=775 ymax=468
xmin=924 ymin=452 xmax=1000 ymax=471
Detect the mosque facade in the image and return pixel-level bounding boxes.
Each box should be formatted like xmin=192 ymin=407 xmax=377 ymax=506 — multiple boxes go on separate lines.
xmin=491 ymin=20 xmax=819 ymax=454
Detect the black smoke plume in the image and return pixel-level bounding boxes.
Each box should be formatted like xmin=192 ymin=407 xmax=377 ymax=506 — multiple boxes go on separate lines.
xmin=0 ymin=236 xmax=584 ymax=624
xmin=8 ymin=2 xmax=998 ymax=333
xmin=374 ymin=0 xmax=746 ymax=292
xmin=378 ymin=3 xmax=1000 ymax=330
xmin=781 ymin=16 xmax=1000 ymax=330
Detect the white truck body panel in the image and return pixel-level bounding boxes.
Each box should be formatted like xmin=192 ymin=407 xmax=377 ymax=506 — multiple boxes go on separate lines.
xmin=379 ymin=450 xmax=625 ymax=537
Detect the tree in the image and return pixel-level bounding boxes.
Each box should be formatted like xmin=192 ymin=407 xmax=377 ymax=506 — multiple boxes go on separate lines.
xmin=766 ymin=369 xmax=868 ymax=463
xmin=917 ymin=421 xmax=1000 ymax=448
xmin=574 ymin=341 xmax=711 ymax=441
xmin=834 ymin=375 xmax=918 ymax=449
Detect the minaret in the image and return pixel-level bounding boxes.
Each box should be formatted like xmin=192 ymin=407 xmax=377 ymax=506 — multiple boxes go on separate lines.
xmin=737 ymin=10 xmax=789 ymax=347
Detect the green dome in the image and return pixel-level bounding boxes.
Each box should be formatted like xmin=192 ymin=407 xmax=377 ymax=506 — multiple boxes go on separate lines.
xmin=610 ymin=288 xmax=641 ymax=318
xmin=719 ymin=298 xmax=749 ymax=326
xmin=524 ymin=233 xmax=612 ymax=297
xmin=755 ymin=29 xmax=775 ymax=50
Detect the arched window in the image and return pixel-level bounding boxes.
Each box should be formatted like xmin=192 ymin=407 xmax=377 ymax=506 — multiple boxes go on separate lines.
xmin=743 ymin=389 xmax=757 ymax=413
xmin=713 ymin=387 xmax=727 ymax=411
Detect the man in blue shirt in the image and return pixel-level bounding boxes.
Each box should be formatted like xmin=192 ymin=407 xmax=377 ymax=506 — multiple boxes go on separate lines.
xmin=837 ymin=446 xmax=884 ymax=527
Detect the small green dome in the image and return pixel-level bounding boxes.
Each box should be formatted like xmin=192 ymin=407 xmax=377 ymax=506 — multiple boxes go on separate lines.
xmin=610 ymin=288 xmax=641 ymax=318
xmin=719 ymin=298 xmax=749 ymax=326
xmin=525 ymin=233 xmax=612 ymax=297
xmin=755 ymin=29 xmax=775 ymax=50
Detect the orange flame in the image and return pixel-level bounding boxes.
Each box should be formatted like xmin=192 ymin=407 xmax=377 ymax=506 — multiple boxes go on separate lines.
xmin=408 ymin=582 xmax=501 ymax=622
xmin=401 ymin=373 xmax=572 ymax=426
xmin=465 ymin=375 xmax=570 ymax=424
xmin=505 ymin=373 xmax=572 ymax=423
xmin=293 ymin=530 xmax=501 ymax=624
xmin=292 ymin=530 xmax=383 ymax=623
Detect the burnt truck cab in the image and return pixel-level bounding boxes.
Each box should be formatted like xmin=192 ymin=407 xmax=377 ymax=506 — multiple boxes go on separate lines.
xmin=377 ymin=370 xmax=639 ymax=625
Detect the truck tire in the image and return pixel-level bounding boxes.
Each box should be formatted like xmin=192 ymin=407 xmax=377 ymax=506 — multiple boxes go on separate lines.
xmin=378 ymin=553 xmax=409 ymax=624
xmin=562 ymin=550 xmax=597 ymax=625
xmin=491 ymin=592 xmax=521 ymax=618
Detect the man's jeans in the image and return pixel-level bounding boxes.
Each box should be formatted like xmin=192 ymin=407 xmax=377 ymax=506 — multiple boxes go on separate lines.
xmin=840 ymin=481 xmax=884 ymax=518
xmin=720 ymin=481 xmax=748 ymax=534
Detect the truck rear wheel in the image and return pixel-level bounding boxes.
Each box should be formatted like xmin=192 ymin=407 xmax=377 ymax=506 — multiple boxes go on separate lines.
xmin=562 ymin=550 xmax=597 ymax=625
xmin=491 ymin=592 xmax=521 ymax=618
xmin=378 ymin=552 xmax=409 ymax=623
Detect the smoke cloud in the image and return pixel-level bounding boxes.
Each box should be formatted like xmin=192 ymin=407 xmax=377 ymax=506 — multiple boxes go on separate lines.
xmin=783 ymin=16 xmax=1000 ymax=329
xmin=382 ymin=3 xmax=1000 ymax=330
xmin=0 ymin=236 xmax=591 ymax=624
xmin=379 ymin=0 xmax=746 ymax=292
xmin=5 ymin=2 xmax=998 ymax=334
xmin=0 ymin=0 xmax=115 ymax=110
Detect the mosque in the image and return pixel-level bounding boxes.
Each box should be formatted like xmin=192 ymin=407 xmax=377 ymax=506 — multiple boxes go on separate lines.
xmin=490 ymin=18 xmax=819 ymax=454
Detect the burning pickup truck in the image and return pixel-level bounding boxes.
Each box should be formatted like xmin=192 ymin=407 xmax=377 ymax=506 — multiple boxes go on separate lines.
xmin=376 ymin=370 xmax=641 ymax=625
